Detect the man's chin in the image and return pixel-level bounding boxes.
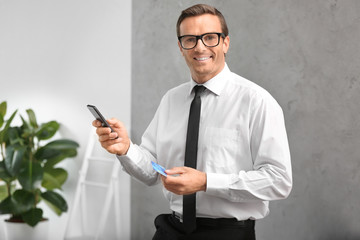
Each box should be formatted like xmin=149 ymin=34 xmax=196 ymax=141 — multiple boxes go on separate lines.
xmin=191 ymin=69 xmax=215 ymax=83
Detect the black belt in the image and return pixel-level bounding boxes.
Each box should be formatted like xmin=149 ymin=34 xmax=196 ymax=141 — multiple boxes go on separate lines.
xmin=172 ymin=212 xmax=255 ymax=228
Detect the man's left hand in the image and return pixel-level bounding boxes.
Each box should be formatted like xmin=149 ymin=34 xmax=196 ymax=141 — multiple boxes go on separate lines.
xmin=161 ymin=167 xmax=207 ymax=195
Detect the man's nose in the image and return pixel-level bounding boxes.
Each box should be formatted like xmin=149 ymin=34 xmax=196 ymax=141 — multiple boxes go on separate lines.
xmin=194 ymin=38 xmax=207 ymax=51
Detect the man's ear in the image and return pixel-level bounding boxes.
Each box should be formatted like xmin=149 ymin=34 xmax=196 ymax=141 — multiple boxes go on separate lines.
xmin=223 ymin=35 xmax=230 ymax=54
xmin=178 ymin=41 xmax=184 ymax=56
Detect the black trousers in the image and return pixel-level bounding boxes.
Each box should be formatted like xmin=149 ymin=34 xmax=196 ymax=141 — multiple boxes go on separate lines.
xmin=152 ymin=214 xmax=256 ymax=240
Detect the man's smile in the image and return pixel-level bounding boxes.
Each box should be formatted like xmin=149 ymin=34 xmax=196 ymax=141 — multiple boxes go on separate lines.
xmin=194 ymin=56 xmax=212 ymax=61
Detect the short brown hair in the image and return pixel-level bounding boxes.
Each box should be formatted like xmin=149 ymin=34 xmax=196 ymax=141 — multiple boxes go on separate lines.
xmin=176 ymin=4 xmax=229 ymax=37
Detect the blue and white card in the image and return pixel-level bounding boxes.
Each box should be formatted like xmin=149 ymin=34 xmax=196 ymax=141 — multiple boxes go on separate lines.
xmin=151 ymin=161 xmax=167 ymax=177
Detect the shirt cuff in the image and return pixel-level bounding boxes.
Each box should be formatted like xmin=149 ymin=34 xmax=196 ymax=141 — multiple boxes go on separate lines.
xmin=206 ymin=172 xmax=231 ymax=197
xmin=116 ymin=142 xmax=142 ymax=165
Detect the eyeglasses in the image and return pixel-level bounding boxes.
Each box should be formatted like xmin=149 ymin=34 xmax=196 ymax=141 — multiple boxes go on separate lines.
xmin=178 ymin=32 xmax=226 ymax=50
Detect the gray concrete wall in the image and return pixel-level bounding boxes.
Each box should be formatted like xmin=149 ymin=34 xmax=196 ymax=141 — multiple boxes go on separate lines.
xmin=131 ymin=0 xmax=360 ymax=239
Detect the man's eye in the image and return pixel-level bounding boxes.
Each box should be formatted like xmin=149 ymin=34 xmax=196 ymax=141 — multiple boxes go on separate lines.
xmin=185 ymin=38 xmax=196 ymax=43
xmin=204 ymin=35 xmax=216 ymax=41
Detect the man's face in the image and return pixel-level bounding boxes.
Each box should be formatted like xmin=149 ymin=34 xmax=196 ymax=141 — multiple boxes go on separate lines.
xmin=178 ymin=14 xmax=230 ymax=84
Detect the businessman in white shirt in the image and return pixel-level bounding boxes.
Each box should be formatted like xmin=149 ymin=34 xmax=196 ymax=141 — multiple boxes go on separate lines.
xmin=93 ymin=4 xmax=292 ymax=240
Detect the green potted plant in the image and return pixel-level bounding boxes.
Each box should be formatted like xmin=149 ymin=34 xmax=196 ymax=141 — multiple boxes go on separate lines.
xmin=0 ymin=101 xmax=79 ymax=238
xmin=0 ymin=101 xmax=17 ymax=204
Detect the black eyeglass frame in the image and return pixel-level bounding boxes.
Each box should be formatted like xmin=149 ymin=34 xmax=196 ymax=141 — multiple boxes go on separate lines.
xmin=178 ymin=32 xmax=226 ymax=50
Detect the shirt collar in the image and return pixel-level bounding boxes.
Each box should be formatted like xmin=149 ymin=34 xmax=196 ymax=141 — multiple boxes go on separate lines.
xmin=188 ymin=63 xmax=230 ymax=96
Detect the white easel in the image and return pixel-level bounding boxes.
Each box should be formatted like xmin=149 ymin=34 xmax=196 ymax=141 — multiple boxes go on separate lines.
xmin=64 ymin=132 xmax=122 ymax=240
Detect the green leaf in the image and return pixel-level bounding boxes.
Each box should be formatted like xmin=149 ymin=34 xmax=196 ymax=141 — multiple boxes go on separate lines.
xmin=0 ymin=115 xmax=3 ymax=129
xmin=0 ymin=101 xmax=6 ymax=117
xmin=0 ymin=184 xmax=8 ymax=201
xmin=41 ymin=190 xmax=68 ymax=216
xmin=18 ymin=162 xmax=43 ymax=191
xmin=44 ymin=139 xmax=80 ymax=150
xmin=7 ymin=109 xmax=18 ymax=126
xmin=0 ymin=161 xmax=13 ymax=182
xmin=10 ymin=190 xmax=36 ymax=215
xmin=0 ymin=109 xmax=18 ymax=143
xmin=34 ymin=147 xmax=62 ymax=161
xmin=0 ymin=189 xmax=35 ymax=215
xmin=42 ymin=168 xmax=68 ymax=190
xmin=0 ymin=182 xmax=15 ymax=201
xmin=35 ymin=121 xmax=59 ymax=140
xmin=6 ymin=127 xmax=24 ymax=147
xmin=22 ymin=208 xmax=43 ymax=227
xmin=20 ymin=115 xmax=29 ymax=129
xmin=44 ymin=149 xmax=77 ymax=168
xmin=35 ymin=139 xmax=79 ymax=165
xmin=0 ymin=195 xmax=13 ymax=214
xmin=4 ymin=145 xmax=26 ymax=177
xmin=26 ymin=109 xmax=38 ymax=128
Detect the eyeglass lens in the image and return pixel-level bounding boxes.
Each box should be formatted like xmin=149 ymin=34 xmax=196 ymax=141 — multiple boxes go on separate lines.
xmin=181 ymin=33 xmax=221 ymax=49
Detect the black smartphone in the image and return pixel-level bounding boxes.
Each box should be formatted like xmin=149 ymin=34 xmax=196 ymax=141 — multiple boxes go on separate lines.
xmin=87 ymin=104 xmax=115 ymax=133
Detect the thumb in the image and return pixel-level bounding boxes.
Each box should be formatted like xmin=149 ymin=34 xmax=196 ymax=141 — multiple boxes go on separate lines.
xmin=165 ymin=167 xmax=186 ymax=175
xmin=107 ymin=118 xmax=123 ymax=127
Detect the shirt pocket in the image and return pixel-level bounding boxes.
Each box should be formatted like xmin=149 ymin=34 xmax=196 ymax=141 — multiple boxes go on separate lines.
xmin=202 ymin=127 xmax=242 ymax=172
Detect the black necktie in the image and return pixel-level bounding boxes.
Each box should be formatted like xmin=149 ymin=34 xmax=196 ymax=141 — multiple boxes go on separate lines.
xmin=183 ymin=85 xmax=205 ymax=234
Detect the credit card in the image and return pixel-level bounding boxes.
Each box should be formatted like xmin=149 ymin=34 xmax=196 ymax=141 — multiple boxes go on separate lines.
xmin=151 ymin=161 xmax=167 ymax=177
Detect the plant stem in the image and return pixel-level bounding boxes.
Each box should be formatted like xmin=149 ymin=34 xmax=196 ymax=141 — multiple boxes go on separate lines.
xmin=6 ymin=182 xmax=11 ymax=197
xmin=28 ymin=134 xmax=34 ymax=191
xmin=0 ymin=143 xmax=5 ymax=160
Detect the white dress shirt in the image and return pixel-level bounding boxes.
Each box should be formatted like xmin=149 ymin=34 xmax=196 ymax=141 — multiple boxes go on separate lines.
xmin=117 ymin=64 xmax=292 ymax=221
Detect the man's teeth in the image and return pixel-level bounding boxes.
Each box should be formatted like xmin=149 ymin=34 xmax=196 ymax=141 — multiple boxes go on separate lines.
xmin=196 ymin=57 xmax=210 ymax=61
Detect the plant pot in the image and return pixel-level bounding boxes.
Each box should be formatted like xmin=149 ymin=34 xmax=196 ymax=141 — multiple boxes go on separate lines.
xmin=4 ymin=219 xmax=49 ymax=240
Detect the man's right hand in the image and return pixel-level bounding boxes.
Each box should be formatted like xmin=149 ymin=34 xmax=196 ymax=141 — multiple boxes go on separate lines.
xmin=92 ymin=118 xmax=130 ymax=156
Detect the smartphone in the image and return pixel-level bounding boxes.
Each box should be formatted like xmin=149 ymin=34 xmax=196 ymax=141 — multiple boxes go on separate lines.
xmin=87 ymin=104 xmax=116 ymax=133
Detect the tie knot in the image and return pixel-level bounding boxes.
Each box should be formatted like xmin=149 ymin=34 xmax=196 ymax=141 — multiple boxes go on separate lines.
xmin=193 ymin=85 xmax=206 ymax=97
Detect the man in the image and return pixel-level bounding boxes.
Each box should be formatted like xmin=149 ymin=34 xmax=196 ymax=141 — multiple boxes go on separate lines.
xmin=93 ymin=4 xmax=292 ymax=240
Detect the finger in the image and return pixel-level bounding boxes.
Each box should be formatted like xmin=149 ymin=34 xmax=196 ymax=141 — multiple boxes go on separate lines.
xmin=162 ymin=181 xmax=186 ymax=195
xmin=100 ymin=135 xmax=124 ymax=148
xmin=95 ymin=125 xmax=119 ymax=140
xmin=101 ymin=138 xmax=121 ymax=148
xmin=161 ymin=179 xmax=179 ymax=194
xmin=109 ymin=132 xmax=119 ymax=139
xmin=107 ymin=118 xmax=124 ymax=128
xmin=165 ymin=167 xmax=187 ymax=175
xmin=96 ymin=126 xmax=112 ymax=136
xmin=98 ymin=132 xmax=120 ymax=142
xmin=98 ymin=133 xmax=112 ymax=143
xmin=160 ymin=175 xmax=167 ymax=182
xmin=92 ymin=120 xmax=102 ymax=127
xmin=162 ymin=175 xmax=183 ymax=189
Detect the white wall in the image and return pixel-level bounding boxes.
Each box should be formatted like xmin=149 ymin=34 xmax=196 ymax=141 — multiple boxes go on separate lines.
xmin=0 ymin=0 xmax=131 ymax=239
